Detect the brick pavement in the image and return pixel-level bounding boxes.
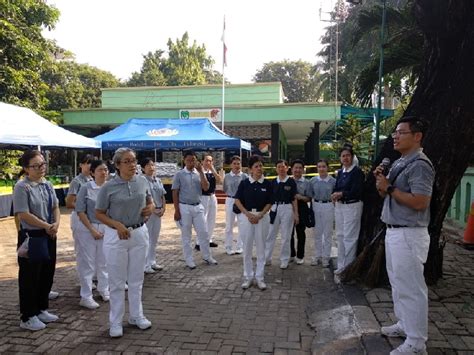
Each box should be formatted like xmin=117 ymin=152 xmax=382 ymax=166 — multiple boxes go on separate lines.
xmin=0 ymin=207 xmax=472 ymax=354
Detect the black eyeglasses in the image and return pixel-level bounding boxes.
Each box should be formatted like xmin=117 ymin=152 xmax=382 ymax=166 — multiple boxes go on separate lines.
xmin=28 ymin=162 xmax=47 ymax=170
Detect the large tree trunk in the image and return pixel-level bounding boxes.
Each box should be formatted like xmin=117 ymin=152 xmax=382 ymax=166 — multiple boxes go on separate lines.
xmin=345 ymin=0 xmax=474 ymax=286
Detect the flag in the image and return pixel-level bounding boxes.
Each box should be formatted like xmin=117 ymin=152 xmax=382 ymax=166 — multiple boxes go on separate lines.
xmin=221 ymin=16 xmax=227 ymax=67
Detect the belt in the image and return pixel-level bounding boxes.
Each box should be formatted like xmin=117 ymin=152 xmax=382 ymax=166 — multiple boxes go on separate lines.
xmin=202 ymin=192 xmax=215 ymax=196
xmin=275 ymin=202 xmax=291 ymax=205
xmin=314 ymin=200 xmax=331 ymax=203
xmin=386 ymin=224 xmax=409 ymax=229
xmin=228 ymin=196 xmax=236 ymax=199
xmin=340 ymin=199 xmax=360 ymax=204
xmin=180 ymin=202 xmax=200 ymax=206
xmin=125 ymin=222 xmax=145 ymax=231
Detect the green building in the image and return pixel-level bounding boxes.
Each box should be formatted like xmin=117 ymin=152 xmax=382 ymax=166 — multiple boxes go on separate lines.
xmin=63 ymin=82 xmax=393 ymax=163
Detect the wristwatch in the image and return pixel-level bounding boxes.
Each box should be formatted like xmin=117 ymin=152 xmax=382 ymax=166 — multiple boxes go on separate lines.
xmin=386 ymin=185 xmax=395 ymax=195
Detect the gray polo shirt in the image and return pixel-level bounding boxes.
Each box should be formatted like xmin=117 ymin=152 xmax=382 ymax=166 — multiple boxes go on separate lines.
xmin=171 ymin=168 xmax=203 ymax=205
xmin=95 ymin=174 xmax=151 ymax=226
xmin=13 ymin=177 xmax=59 ymax=230
xmin=223 ymin=171 xmax=248 ymax=197
xmin=381 ymin=149 xmax=434 ymax=227
xmin=67 ymin=173 xmax=92 ymax=196
xmin=308 ymin=175 xmax=336 ymax=201
xmin=75 ymin=181 xmax=103 ymax=224
xmin=145 ymin=175 xmax=166 ymax=208
xmin=293 ymin=176 xmax=310 ymax=197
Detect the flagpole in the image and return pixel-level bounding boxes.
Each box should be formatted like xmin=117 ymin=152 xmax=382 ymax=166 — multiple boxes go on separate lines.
xmin=221 ymin=15 xmax=226 ymax=132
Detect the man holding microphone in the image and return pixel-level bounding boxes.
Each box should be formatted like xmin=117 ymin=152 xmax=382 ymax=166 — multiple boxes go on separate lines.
xmin=375 ymin=116 xmax=434 ymax=355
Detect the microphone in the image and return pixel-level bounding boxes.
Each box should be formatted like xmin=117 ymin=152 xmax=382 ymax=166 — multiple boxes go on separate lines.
xmin=381 ymin=158 xmax=391 ymax=176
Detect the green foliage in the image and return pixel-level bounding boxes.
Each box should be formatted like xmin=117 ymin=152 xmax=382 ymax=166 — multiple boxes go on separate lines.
xmin=334 ymin=114 xmax=373 ymax=167
xmin=0 ymin=0 xmax=59 ymax=109
xmin=127 ymin=32 xmax=219 ymax=87
xmin=253 ymin=60 xmax=322 ymax=103
xmin=41 ymin=60 xmax=120 ymax=114
xmin=0 ymin=150 xmax=22 ymax=180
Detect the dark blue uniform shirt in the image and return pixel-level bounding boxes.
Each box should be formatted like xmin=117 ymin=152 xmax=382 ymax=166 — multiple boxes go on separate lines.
xmin=271 ymin=177 xmax=297 ymax=204
xmin=202 ymin=171 xmax=216 ymax=195
xmin=334 ymin=166 xmax=365 ymax=202
xmin=235 ymin=178 xmax=272 ymax=212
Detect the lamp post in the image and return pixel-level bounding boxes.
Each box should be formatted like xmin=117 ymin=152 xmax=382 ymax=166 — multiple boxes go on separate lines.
xmin=347 ymin=0 xmax=386 ymax=161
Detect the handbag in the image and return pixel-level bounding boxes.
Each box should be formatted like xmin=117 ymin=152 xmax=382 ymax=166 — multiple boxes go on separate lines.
xmin=305 ymin=201 xmax=315 ymax=228
xmin=28 ymin=232 xmax=51 ymax=263
xmin=232 ymin=203 xmax=241 ymax=214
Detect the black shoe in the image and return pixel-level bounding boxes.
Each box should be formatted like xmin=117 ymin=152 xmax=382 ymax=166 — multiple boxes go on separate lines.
xmin=210 ymin=242 xmax=218 ymax=248
xmin=194 ymin=245 xmax=200 ymax=251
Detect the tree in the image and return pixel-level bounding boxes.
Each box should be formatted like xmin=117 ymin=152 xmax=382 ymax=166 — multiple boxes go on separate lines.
xmin=253 ymin=60 xmax=322 ymax=103
xmin=41 ymin=60 xmax=120 ymax=114
xmin=0 ymin=0 xmax=59 ymax=109
xmin=126 ymin=32 xmax=219 ymax=87
xmin=344 ymin=0 xmax=474 ymax=286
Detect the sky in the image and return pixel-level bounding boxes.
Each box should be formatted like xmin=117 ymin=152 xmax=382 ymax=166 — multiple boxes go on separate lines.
xmin=43 ymin=0 xmax=336 ymax=84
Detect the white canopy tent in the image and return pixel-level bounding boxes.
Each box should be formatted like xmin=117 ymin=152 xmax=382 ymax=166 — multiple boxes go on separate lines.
xmin=0 ymin=102 xmax=100 ymax=149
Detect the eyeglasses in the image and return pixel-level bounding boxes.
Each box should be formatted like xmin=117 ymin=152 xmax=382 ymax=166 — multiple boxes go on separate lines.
xmin=120 ymin=159 xmax=137 ymax=165
xmin=391 ymin=130 xmax=413 ymax=138
xmin=27 ymin=162 xmax=47 ymax=170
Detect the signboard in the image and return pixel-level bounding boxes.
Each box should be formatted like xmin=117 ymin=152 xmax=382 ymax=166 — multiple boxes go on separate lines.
xmin=179 ymin=108 xmax=221 ymax=122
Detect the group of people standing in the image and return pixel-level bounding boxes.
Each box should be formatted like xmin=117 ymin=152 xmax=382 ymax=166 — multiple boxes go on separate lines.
xmin=12 ymin=116 xmax=434 ymax=354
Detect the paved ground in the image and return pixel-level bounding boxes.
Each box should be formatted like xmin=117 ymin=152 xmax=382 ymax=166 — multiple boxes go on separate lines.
xmin=0 ymin=206 xmax=472 ymax=354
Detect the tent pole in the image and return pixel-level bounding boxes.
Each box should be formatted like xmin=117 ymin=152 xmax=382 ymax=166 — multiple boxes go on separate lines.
xmin=37 ymin=145 xmax=41 ymax=152
xmin=74 ymin=150 xmax=78 ymax=177
xmin=100 ymin=148 xmax=103 ymax=160
xmin=154 ymin=149 xmax=157 ymax=162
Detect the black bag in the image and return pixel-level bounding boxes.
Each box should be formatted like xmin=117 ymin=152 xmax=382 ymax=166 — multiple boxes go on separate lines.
xmin=305 ymin=201 xmax=315 ymax=228
xmin=28 ymin=234 xmax=50 ymax=263
xmin=269 ymin=210 xmax=277 ymax=224
xmin=232 ymin=203 xmax=241 ymax=214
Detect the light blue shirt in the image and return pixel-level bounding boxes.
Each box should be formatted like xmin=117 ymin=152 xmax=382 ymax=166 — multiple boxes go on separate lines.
xmin=171 ymin=168 xmax=203 ymax=205
xmin=75 ymin=180 xmax=103 ymax=224
xmin=308 ymin=175 xmax=336 ymax=201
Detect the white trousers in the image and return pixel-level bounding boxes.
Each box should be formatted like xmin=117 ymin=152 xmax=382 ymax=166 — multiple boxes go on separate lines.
xmin=75 ymin=223 xmax=108 ymax=299
xmin=335 ymin=201 xmax=363 ymax=271
xmin=313 ymin=202 xmax=335 ymax=259
xmin=265 ymin=204 xmax=294 ymax=264
xmin=239 ymin=212 xmax=269 ymax=281
xmin=224 ymin=197 xmax=243 ymax=250
xmin=199 ymin=194 xmax=217 ymax=243
xmin=178 ymin=203 xmax=211 ymax=264
xmin=386 ymin=227 xmax=430 ymax=348
xmin=103 ymin=225 xmax=148 ymax=327
xmin=145 ymin=213 xmax=162 ymax=268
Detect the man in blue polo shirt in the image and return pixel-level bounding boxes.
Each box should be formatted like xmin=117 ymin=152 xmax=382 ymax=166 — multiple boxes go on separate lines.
xmin=375 ymin=116 xmax=434 ymax=355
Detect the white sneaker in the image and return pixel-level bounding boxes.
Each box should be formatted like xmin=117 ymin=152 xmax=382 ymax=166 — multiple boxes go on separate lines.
xmin=151 ymin=263 xmax=163 ymax=271
xmin=257 ymin=280 xmax=267 ymax=290
xmin=381 ymin=323 xmax=407 ymax=338
xmin=48 ymin=291 xmax=59 ymax=300
xmin=280 ymin=262 xmax=288 ymax=269
xmin=296 ymin=258 xmax=304 ymax=265
xmin=129 ymin=317 xmax=152 ymax=330
xmin=390 ymin=342 xmax=427 ymax=355
xmin=99 ymin=291 xmax=110 ymax=302
xmin=79 ymin=298 xmax=100 ymax=309
xmin=144 ymin=266 xmax=155 ymax=274
xmin=310 ymin=258 xmax=320 ymax=266
xmin=225 ymin=247 xmax=235 ymax=255
xmin=235 ymin=248 xmax=243 ymax=254
xmin=241 ymin=279 xmax=252 ymax=289
xmin=38 ymin=310 xmax=59 ymax=323
xmin=322 ymin=259 xmax=330 ymax=268
xmin=203 ymin=256 xmax=218 ymax=265
xmin=186 ymin=262 xmax=197 ymax=270
xmin=109 ymin=325 xmax=123 ymax=338
xmin=20 ymin=316 xmax=46 ymax=331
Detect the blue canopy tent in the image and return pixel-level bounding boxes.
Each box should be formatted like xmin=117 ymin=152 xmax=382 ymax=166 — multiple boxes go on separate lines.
xmin=95 ymin=118 xmax=251 ymax=151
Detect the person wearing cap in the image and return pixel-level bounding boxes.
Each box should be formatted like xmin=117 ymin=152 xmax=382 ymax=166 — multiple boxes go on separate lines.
xmin=75 ymin=160 xmax=110 ymax=309
xmin=289 ymin=159 xmax=311 ymax=265
xmin=13 ymin=150 xmax=60 ymax=331
xmin=195 ymin=154 xmax=221 ymax=250
xmin=264 ymin=159 xmax=299 ymax=270
xmin=331 ymin=146 xmax=365 ymax=281
xmin=172 ymin=150 xmax=218 ymax=269
xmin=308 ymin=159 xmax=336 ymax=267
xmin=140 ymin=157 xmax=166 ymax=274
xmin=223 ymin=155 xmax=248 ymax=255
xmin=234 ymin=155 xmax=272 ymax=290
xmin=375 ymin=116 xmax=434 ymax=355
xmin=95 ymin=148 xmax=155 ymax=338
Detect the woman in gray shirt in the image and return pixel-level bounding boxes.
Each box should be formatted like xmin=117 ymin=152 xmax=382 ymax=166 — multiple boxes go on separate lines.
xmin=75 ymin=160 xmax=110 ymax=309
xmin=13 ymin=150 xmax=60 ymax=331
xmin=95 ymin=148 xmax=155 ymax=338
